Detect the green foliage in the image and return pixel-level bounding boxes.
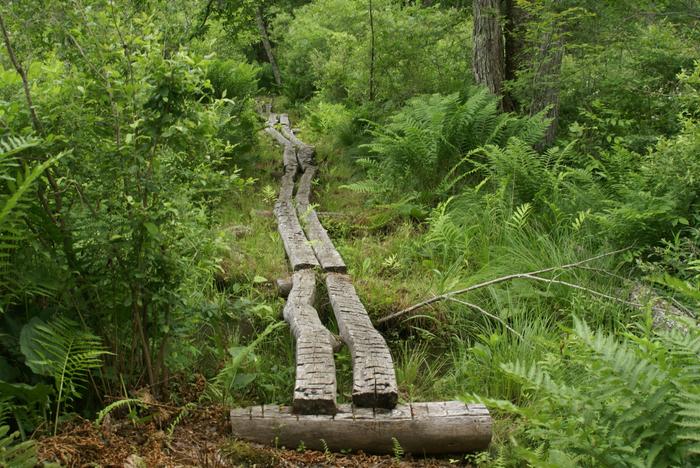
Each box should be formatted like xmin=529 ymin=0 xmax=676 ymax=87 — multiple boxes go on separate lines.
xmin=0 ymin=425 xmax=36 ymax=468
xmin=274 ymin=0 xmax=472 ymax=104
xmin=206 ymin=60 xmax=260 ymax=100
xmin=20 ymin=317 xmax=107 ymax=434
xmin=0 ymin=137 xmax=61 ymax=312
xmin=353 ymin=88 xmax=549 ymax=202
xmin=468 ymin=317 xmax=700 ymax=467
xmin=204 ymin=321 xmax=286 ymax=404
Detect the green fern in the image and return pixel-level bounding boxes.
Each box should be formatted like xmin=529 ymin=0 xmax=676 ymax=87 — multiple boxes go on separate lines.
xmin=95 ymin=398 xmax=147 ymax=426
xmin=391 ymin=437 xmax=404 ymax=463
xmin=466 ymin=316 xmax=700 ymax=467
xmin=20 ymin=317 xmax=108 ymax=435
xmin=358 ymin=87 xmax=548 ymax=202
xmin=0 ymin=136 xmax=63 ymax=313
xmin=0 ymin=425 xmax=37 ymax=468
xmin=205 ymin=321 xmax=286 ymax=403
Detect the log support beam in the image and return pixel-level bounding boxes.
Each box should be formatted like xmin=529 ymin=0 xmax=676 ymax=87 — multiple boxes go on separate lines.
xmin=231 ymin=401 xmax=492 ymax=454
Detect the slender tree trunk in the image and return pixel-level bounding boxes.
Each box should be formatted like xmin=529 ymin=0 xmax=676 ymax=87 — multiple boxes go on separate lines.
xmin=472 ymin=0 xmax=504 ymax=98
xmin=255 ymin=6 xmax=282 ymax=87
xmin=369 ymin=0 xmax=376 ymax=101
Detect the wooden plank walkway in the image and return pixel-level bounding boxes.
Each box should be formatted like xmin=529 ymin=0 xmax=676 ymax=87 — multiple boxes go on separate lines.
xmin=231 ymin=401 xmax=492 ymax=454
xmin=267 ymin=111 xmax=396 ymax=411
xmin=235 ymin=107 xmax=492 ymax=454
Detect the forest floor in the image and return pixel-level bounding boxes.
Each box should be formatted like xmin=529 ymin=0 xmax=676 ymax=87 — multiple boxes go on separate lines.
xmin=37 ymin=406 xmax=463 ymax=467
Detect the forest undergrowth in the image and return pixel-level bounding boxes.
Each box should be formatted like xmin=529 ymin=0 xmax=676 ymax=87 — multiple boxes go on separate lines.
xmin=1 ymin=1 xmax=700 ymax=467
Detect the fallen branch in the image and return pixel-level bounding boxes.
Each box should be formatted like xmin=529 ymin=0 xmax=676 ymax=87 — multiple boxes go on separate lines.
xmin=445 ymin=297 xmax=526 ymax=342
xmin=378 ymin=247 xmax=631 ymax=324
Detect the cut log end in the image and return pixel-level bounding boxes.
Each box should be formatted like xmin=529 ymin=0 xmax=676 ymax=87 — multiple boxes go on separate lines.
xmin=352 ymin=390 xmax=398 ymax=409
xmin=230 ymin=401 xmax=492 ymax=455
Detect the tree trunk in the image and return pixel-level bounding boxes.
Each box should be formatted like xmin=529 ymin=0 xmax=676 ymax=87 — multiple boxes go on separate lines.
xmin=255 ymin=6 xmax=282 ymax=87
xmin=472 ymin=0 xmax=504 ymax=98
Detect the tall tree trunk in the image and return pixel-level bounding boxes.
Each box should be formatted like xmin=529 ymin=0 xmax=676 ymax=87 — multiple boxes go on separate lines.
xmin=472 ymin=0 xmax=504 ymax=98
xmin=255 ymin=6 xmax=282 ymax=87
xmin=369 ymin=0 xmax=376 ymax=101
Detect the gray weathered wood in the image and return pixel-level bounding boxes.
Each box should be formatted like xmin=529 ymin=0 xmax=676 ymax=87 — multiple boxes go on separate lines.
xmin=267 ymin=112 xmax=278 ymax=126
xmin=278 ymin=115 xmax=315 ymax=170
xmin=264 ymin=126 xmax=290 ymax=148
xmin=230 ymin=401 xmax=492 ymax=454
xmin=325 ymin=273 xmax=398 ymax=408
xmin=295 ymin=166 xmax=347 ymax=273
xmin=284 ymin=270 xmax=337 ymax=414
xmin=275 ymin=277 xmax=293 ymax=298
xmin=274 ymin=201 xmax=319 ymax=271
xmin=283 ymin=144 xmax=297 ymax=170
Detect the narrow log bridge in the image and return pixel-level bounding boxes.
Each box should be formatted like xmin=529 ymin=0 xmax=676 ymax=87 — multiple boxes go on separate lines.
xmin=230 ymin=109 xmax=492 ymax=455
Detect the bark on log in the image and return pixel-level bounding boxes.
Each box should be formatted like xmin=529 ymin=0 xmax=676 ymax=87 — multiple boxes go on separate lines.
xmin=275 ymin=277 xmax=293 ymax=298
xmin=267 ymin=112 xmax=278 ymax=126
xmin=325 ymin=273 xmax=398 ymax=408
xmin=278 ymin=114 xmax=316 ymax=170
xmin=230 ymin=401 xmax=492 ymax=454
xmin=284 ymin=270 xmax=337 ymax=414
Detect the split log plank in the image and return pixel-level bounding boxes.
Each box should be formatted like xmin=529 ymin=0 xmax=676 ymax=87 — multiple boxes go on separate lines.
xmin=264 ymin=127 xmax=290 ymax=148
xmin=274 ymin=201 xmax=318 ymax=271
xmin=325 ymin=273 xmax=398 ymax=408
xmin=230 ymin=401 xmax=492 ymax=454
xmin=278 ymin=114 xmax=315 ymax=170
xmin=295 ymin=166 xmax=347 ymax=273
xmin=284 ymin=270 xmax=337 ymax=414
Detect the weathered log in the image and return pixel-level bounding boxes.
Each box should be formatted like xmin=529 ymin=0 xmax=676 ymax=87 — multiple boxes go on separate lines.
xmin=264 ymin=126 xmax=290 ymax=148
xmin=295 ymin=145 xmax=316 ymax=171
xmin=274 ymin=201 xmax=319 ymax=271
xmin=295 ymin=166 xmax=347 ymax=273
xmin=230 ymin=401 xmax=492 ymax=454
xmin=282 ymin=144 xmax=297 ymax=170
xmin=284 ymin=270 xmax=337 ymax=414
xmin=325 ymin=273 xmax=398 ymax=408
xmin=275 ymin=277 xmax=293 ymax=298
xmin=278 ymin=115 xmax=316 ymax=170
xmin=267 ymin=112 xmax=278 ymax=126
xmin=630 ymin=283 xmax=696 ymax=333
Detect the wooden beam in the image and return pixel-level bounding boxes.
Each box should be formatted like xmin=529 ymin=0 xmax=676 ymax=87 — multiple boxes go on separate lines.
xmin=325 ymin=273 xmax=398 ymax=408
xmin=296 ymin=166 xmax=347 ymax=273
xmin=230 ymin=401 xmax=492 ymax=454
xmin=284 ymin=270 xmax=337 ymax=414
